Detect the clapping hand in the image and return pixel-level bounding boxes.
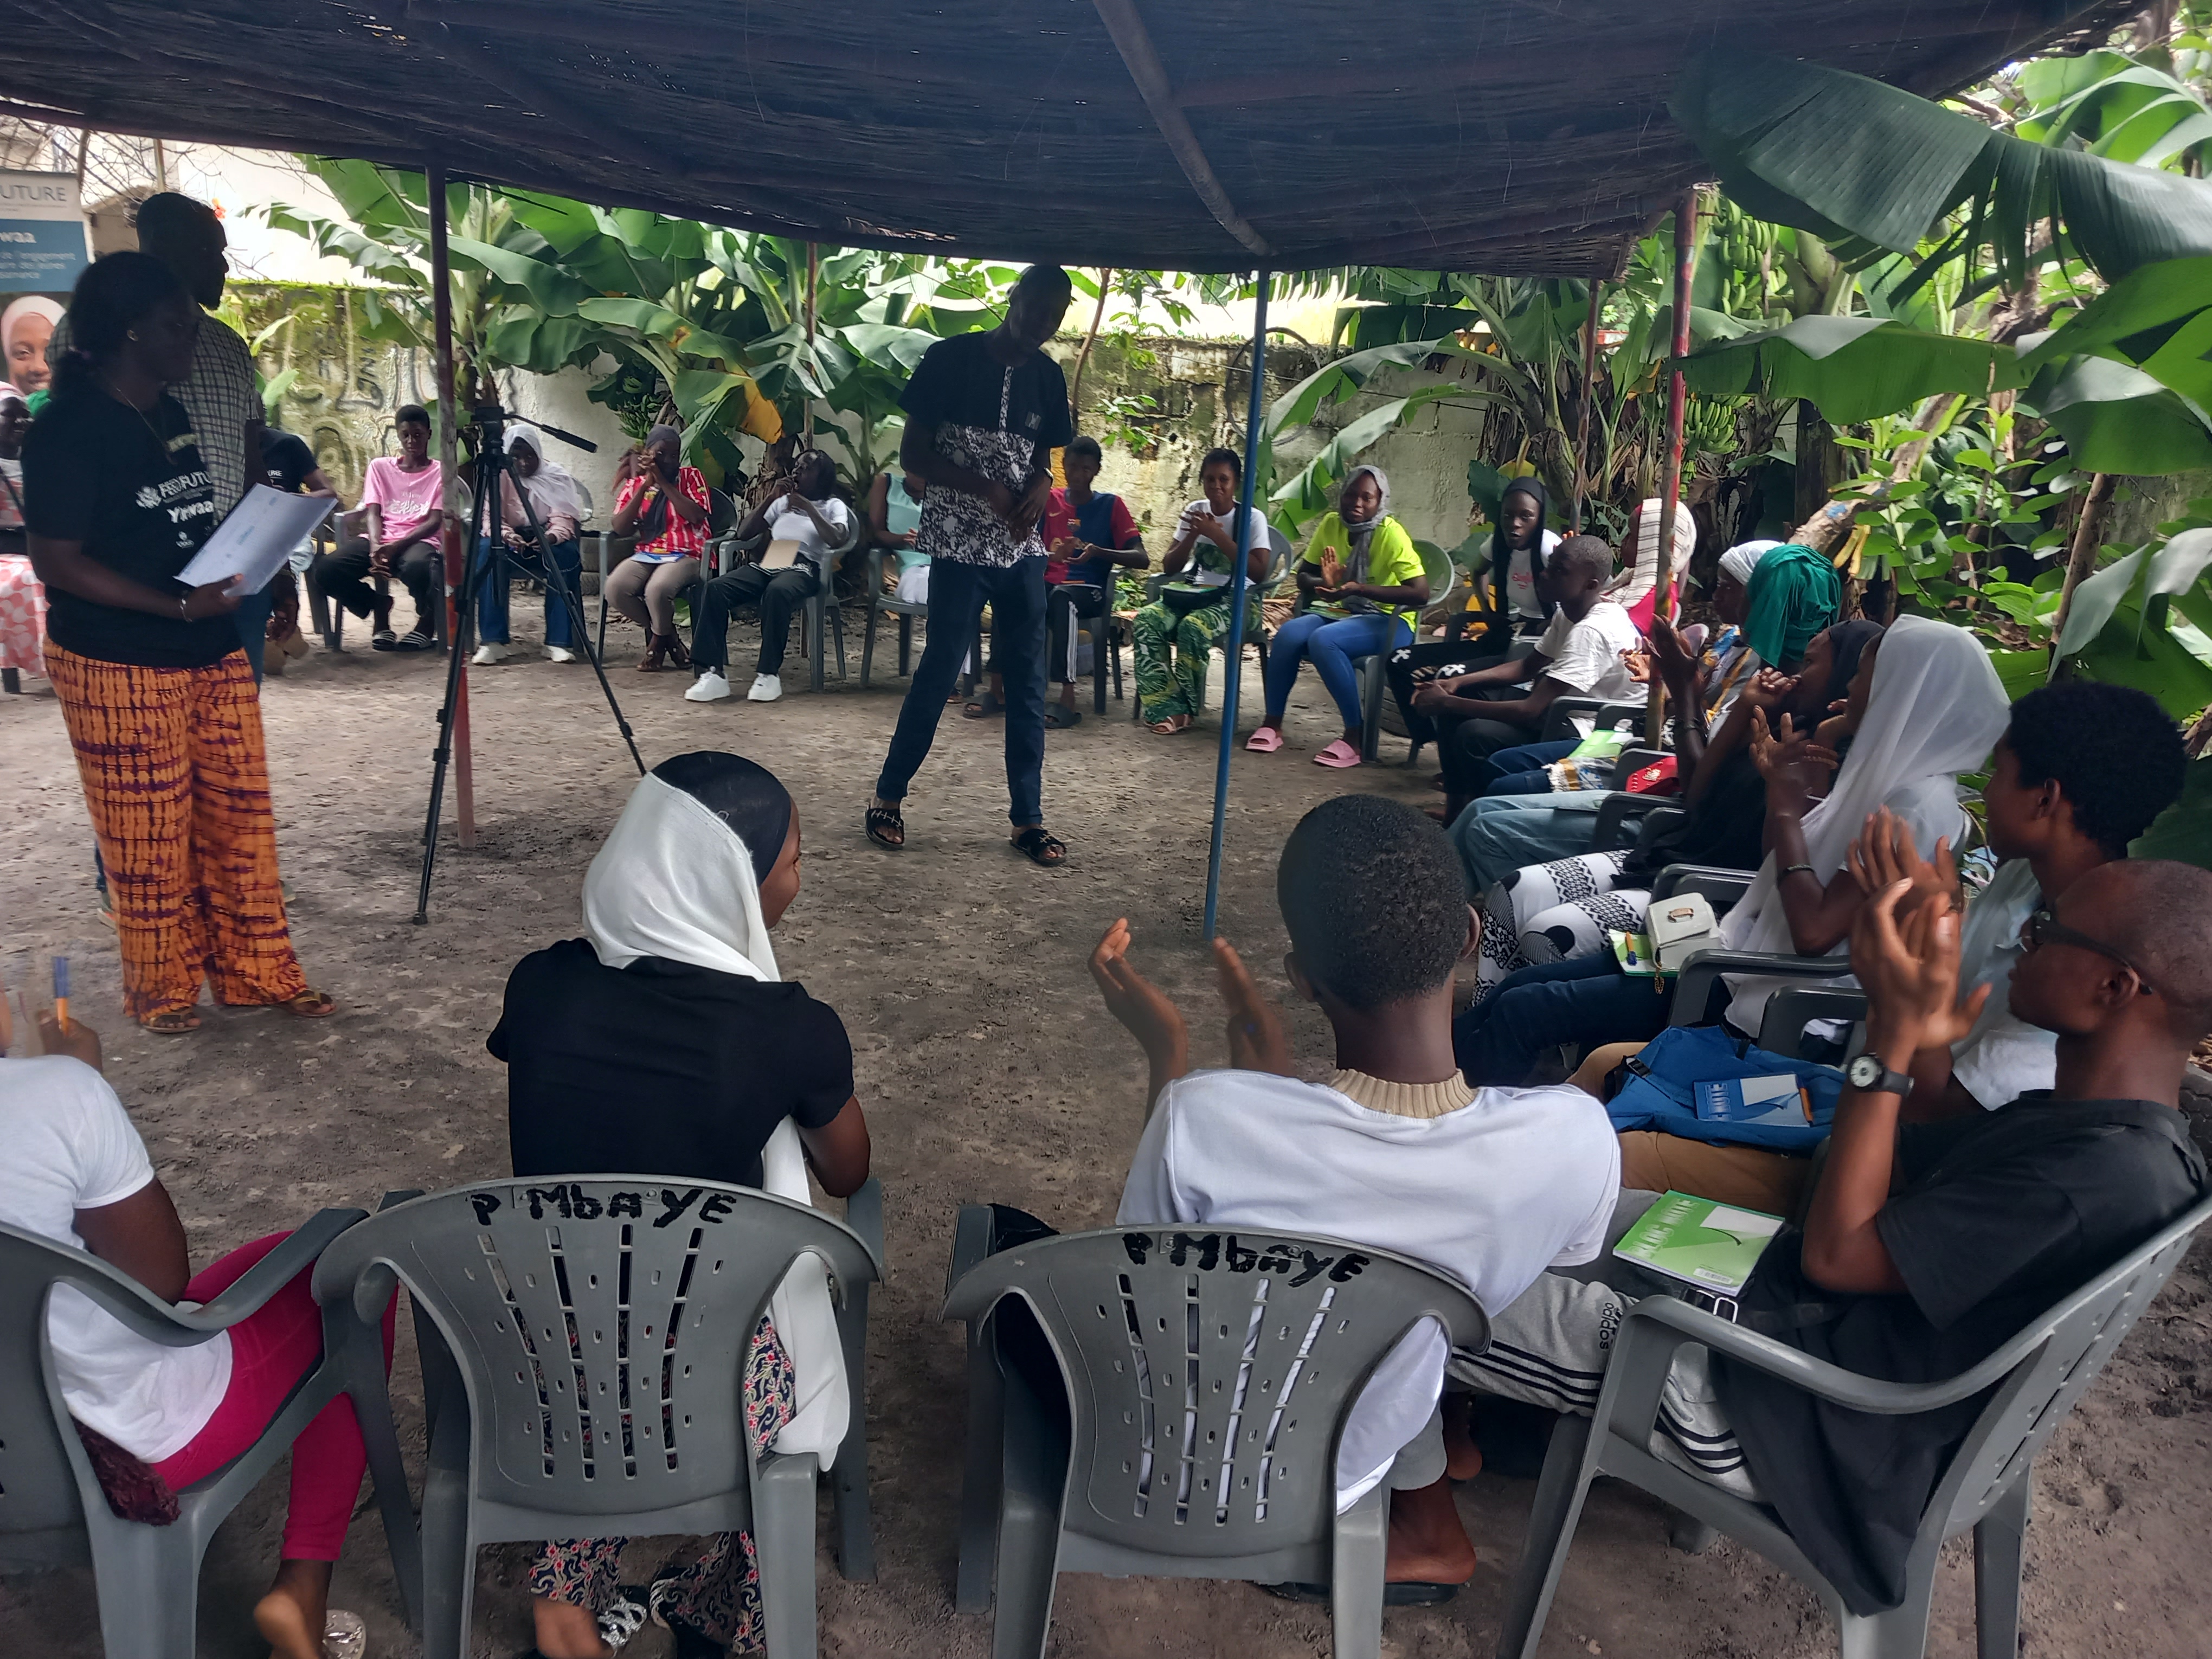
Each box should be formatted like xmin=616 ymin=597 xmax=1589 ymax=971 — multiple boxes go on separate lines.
xmin=1846 ymin=807 xmax=1956 ymax=915
xmin=1850 ymin=878 xmax=1988 ymax=1056
xmin=1090 ymin=918 xmax=1189 ymax=1070
xmin=1645 ymin=613 xmax=1699 ymax=693
xmin=1214 ymin=938 xmax=1291 ymax=1076
xmin=1740 ymin=665 xmax=1798 ymax=713
xmin=1749 ymin=711 xmax=1840 ymax=802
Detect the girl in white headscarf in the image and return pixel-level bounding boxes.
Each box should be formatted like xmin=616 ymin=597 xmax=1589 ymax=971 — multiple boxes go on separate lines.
xmin=476 ymin=424 xmax=593 ymax=665
xmin=1718 ymin=614 xmax=2011 ymax=1033
xmin=490 ymin=751 xmax=871 ymax=1656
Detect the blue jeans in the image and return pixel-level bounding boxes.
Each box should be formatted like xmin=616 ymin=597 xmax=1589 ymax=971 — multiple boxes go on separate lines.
xmin=876 ymin=556 xmax=1047 ymax=826
xmin=1453 ymin=955 xmax=1672 ymax=1088
xmin=1264 ymin=611 xmax=1412 ymax=729
xmin=1448 ymin=793 xmax=1612 ymax=894
xmin=475 ymin=537 xmax=582 ymax=648
xmin=1484 ymin=738 xmax=1578 ymax=796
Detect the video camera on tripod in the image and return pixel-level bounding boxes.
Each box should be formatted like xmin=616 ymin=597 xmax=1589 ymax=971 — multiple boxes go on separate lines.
xmin=414 ymin=403 xmax=647 ymax=924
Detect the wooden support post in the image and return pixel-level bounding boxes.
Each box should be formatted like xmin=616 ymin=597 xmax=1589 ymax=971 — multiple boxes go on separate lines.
xmin=429 ymin=163 xmax=474 ymax=847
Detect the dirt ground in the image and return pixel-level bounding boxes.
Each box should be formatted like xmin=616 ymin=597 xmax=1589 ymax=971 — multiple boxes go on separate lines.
xmin=3 ymin=590 xmax=2208 ymax=1659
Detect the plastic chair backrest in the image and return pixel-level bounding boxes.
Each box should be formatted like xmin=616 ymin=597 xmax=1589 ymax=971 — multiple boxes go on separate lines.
xmin=1931 ymin=1189 xmax=2212 ymax=1536
xmin=0 ymin=1223 xmax=214 ymax=1539
xmin=1260 ymin=528 xmax=1294 ymax=595
xmin=312 ymin=1179 xmax=875 ymax=1520
xmin=708 ymin=490 xmax=738 ymax=538
xmin=944 ymin=1226 xmax=1486 ymax=1561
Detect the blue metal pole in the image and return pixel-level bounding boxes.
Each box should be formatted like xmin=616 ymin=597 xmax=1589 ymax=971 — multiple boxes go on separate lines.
xmin=1203 ymin=270 xmax=1270 ymax=940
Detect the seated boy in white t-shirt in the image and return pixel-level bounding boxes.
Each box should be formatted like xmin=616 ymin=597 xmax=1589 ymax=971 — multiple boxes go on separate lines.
xmin=1409 ymin=535 xmax=1644 ymax=820
xmin=1085 ymin=793 xmax=1621 ymax=1597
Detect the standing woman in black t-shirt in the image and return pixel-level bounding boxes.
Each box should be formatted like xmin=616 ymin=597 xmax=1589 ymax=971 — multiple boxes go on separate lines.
xmin=22 ymin=253 xmax=335 ymax=1034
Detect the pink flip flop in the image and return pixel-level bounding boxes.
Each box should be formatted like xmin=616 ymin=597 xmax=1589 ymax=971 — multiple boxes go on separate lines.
xmin=1245 ymin=726 xmax=1285 ymax=754
xmin=1313 ymin=738 xmax=1364 ymax=769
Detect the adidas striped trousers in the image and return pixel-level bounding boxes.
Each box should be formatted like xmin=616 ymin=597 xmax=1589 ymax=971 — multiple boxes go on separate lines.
xmin=1448 ymin=1191 xmax=1760 ymax=1500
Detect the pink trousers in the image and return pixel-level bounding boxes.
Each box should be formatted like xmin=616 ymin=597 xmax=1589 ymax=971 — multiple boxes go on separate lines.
xmin=150 ymin=1232 xmax=395 ymax=1561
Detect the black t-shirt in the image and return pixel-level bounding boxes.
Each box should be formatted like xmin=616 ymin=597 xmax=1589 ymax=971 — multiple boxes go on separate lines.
xmin=22 ymin=389 xmax=234 ymax=667
xmin=489 ymin=938 xmax=854 ymax=1189
xmin=899 ymin=330 xmax=1073 ymax=451
xmin=259 ymin=428 xmax=317 ymax=494
xmin=1718 ymin=1096 xmax=2205 ymax=1615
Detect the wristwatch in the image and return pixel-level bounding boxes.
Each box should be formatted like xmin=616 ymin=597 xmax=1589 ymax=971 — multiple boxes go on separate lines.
xmin=1844 ymin=1053 xmax=1915 ymax=1098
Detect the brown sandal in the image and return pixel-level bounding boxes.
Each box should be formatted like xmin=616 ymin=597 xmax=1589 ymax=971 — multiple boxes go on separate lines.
xmin=142 ymin=1009 xmax=201 ymax=1036
xmin=276 ymin=989 xmax=337 ymax=1019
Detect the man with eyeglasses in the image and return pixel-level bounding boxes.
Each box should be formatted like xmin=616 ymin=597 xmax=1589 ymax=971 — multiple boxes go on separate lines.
xmin=1457 ymin=854 xmax=2212 ymax=1620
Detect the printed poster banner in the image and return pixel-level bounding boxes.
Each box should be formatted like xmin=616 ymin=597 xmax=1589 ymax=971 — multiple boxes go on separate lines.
xmin=0 ymin=171 xmax=91 ymax=291
xmin=2 ymin=171 xmax=87 ymax=400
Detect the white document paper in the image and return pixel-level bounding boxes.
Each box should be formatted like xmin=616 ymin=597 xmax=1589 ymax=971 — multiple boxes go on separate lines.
xmin=177 ymin=485 xmax=335 ymax=594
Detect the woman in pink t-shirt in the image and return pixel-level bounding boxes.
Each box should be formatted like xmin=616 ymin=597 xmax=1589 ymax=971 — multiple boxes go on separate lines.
xmin=311 ymin=404 xmax=448 ymax=651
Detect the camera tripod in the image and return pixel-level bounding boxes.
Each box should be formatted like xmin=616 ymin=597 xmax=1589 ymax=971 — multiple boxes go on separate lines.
xmin=414 ymin=404 xmax=646 ymax=924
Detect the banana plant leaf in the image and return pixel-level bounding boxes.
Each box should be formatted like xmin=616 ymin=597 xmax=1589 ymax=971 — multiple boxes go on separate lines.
xmin=2016 ymin=256 xmax=2212 ymax=409
xmin=1676 ymin=315 xmax=2021 ymax=423
xmin=2129 ymin=757 xmax=2212 ymax=869
xmin=2027 ymin=356 xmax=2212 ymax=475
xmin=1267 ymin=338 xmax=1527 ymax=434
xmin=1671 ymin=48 xmax=2212 ymax=284
xmin=444 ymin=235 xmax=594 ymax=317
xmin=2055 ymin=530 xmax=2212 ymax=660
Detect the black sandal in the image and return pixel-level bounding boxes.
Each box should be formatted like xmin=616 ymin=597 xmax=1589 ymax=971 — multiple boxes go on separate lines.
xmin=1261 ymin=1580 xmax=1459 ymax=1607
xmin=1011 ymin=826 xmax=1066 ymax=867
xmin=1044 ymin=703 xmax=1082 ymax=728
xmin=963 ymin=692 xmax=1004 ymax=720
xmin=865 ymin=804 xmax=905 ymax=850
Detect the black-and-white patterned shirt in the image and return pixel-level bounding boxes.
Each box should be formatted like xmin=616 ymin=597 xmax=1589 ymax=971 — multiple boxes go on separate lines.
xmin=897 ymin=330 xmax=1072 ymax=569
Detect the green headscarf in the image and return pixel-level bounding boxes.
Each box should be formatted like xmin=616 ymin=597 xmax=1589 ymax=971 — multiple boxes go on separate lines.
xmin=1744 ymin=543 xmax=1842 ymax=670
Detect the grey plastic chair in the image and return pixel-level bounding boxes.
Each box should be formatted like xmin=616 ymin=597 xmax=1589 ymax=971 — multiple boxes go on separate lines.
xmin=1498 ymin=1190 xmax=2212 ymax=1659
xmin=943 ymin=1208 xmax=1489 ymax=1659
xmin=1349 ymin=538 xmax=1455 ymax=762
xmin=0 ymin=1207 xmax=417 ymax=1657
xmin=859 ymin=544 xmax=943 ymax=688
xmin=713 ymin=517 xmax=861 ymax=692
xmin=312 ymin=1176 xmax=884 ymax=1659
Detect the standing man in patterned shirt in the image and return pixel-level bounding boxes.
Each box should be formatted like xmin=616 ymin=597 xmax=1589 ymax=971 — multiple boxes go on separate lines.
xmin=49 ymin=193 xmax=275 ymax=675
xmin=867 ymin=265 xmax=1075 ymax=866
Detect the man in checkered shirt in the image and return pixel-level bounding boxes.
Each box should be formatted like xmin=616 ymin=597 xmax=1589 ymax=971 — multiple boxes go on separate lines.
xmin=49 ymin=193 xmax=282 ymax=676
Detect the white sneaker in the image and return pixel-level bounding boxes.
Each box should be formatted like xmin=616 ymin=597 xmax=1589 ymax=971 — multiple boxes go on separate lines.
xmin=685 ymin=670 xmax=733 ymax=703
xmin=472 ymin=641 xmax=517 ymax=665
xmin=546 ymin=646 xmax=578 ymax=664
xmin=748 ymin=673 xmax=784 ymax=703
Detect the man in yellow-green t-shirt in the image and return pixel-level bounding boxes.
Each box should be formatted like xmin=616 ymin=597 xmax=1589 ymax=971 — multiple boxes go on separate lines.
xmin=1246 ymin=465 xmax=1430 ymax=769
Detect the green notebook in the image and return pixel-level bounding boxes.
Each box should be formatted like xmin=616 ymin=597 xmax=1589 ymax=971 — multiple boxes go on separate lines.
xmin=1612 ymin=1191 xmax=1784 ymax=1295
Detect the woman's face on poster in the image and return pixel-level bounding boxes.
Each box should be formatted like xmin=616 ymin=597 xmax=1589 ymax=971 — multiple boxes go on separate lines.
xmin=4 ymin=305 xmax=56 ymax=396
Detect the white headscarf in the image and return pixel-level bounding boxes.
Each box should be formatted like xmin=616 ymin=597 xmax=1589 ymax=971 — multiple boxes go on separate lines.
xmin=580 ymin=771 xmax=851 ymax=1466
xmin=503 ymin=426 xmax=587 ymax=532
xmin=1719 ymin=539 xmax=1780 ymax=589
xmin=1719 ymin=614 xmax=2011 ymax=1033
xmin=1611 ymin=497 xmax=1697 ymax=609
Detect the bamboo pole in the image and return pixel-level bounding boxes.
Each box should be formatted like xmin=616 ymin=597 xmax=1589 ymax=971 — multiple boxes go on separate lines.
xmin=802 ymin=242 xmax=818 ymax=444
xmin=1070 ymin=268 xmax=1114 ymax=423
xmin=2049 ymin=472 xmax=2117 ymax=674
xmin=1572 ymin=279 xmax=1601 ymax=532
xmin=429 ymin=164 xmax=473 ymax=846
xmin=1647 ymin=189 xmax=1697 ymax=745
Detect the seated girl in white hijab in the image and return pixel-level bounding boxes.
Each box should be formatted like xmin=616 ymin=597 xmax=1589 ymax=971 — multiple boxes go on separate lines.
xmin=488 ymin=750 xmax=871 ymax=1659
xmin=476 ymin=425 xmax=592 ymax=665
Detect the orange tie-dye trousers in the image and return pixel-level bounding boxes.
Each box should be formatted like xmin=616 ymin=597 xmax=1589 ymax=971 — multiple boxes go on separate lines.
xmin=45 ymin=642 xmax=310 ymax=1020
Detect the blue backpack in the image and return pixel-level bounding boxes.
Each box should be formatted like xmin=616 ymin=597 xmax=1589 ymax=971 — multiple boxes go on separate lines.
xmin=1604 ymin=1023 xmax=1847 ymax=1154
